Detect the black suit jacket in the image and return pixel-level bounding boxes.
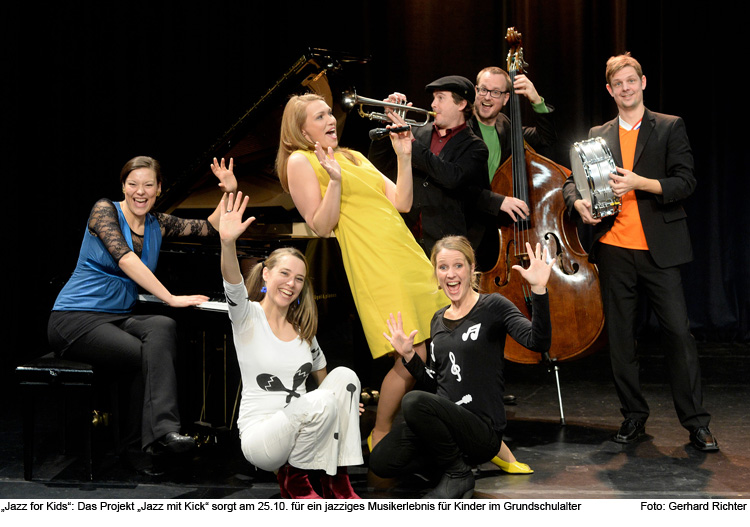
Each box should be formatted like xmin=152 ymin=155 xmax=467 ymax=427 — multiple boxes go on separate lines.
xmin=369 ymin=124 xmax=488 ymax=255
xmin=562 ymin=108 xmax=696 ymax=268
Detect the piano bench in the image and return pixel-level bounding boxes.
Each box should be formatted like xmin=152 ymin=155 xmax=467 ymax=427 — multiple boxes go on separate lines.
xmin=16 ymin=352 xmax=100 ymax=481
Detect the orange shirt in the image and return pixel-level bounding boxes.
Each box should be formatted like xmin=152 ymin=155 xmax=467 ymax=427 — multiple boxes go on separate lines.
xmin=600 ymin=119 xmax=649 ymax=250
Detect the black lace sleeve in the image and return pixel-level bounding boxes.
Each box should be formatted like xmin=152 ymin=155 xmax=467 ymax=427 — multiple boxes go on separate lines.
xmin=87 ymin=199 xmax=133 ymax=263
xmin=153 ymin=211 xmax=218 ymax=239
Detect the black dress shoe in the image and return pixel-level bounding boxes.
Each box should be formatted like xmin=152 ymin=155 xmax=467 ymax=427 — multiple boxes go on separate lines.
xmin=690 ymin=426 xmax=719 ymax=452
xmin=613 ymin=418 xmax=646 ymax=443
xmin=159 ymin=432 xmax=196 ymax=454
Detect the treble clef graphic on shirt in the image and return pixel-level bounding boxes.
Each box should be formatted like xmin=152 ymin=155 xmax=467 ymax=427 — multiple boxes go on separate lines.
xmin=449 ymin=351 xmax=462 ymax=382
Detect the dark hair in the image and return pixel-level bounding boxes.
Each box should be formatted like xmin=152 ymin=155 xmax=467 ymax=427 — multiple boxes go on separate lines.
xmin=450 ymin=93 xmax=475 ymax=121
xmin=119 ymin=156 xmax=162 ymax=187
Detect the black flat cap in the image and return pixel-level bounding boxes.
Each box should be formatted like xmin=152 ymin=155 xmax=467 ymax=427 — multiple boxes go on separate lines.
xmin=425 ymin=75 xmax=475 ymax=103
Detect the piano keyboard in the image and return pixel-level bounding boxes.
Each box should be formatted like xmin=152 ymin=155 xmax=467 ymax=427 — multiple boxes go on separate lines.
xmin=138 ymin=294 xmax=228 ymax=312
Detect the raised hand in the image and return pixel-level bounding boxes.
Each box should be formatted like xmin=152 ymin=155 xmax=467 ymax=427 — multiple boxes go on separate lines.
xmin=512 ymin=242 xmax=554 ymax=294
xmin=313 ymin=142 xmax=342 ymax=182
xmin=211 ymin=157 xmax=238 ymax=194
xmin=386 ymin=111 xmax=413 ymax=157
xmin=513 ymin=74 xmax=543 ymax=105
xmin=383 ymin=92 xmax=412 ymax=123
xmin=219 ymin=191 xmax=255 ymax=243
xmin=383 ymin=312 xmax=418 ymax=361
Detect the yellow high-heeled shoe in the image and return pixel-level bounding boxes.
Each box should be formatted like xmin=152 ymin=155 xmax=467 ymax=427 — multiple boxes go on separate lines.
xmin=367 ymin=431 xmax=373 ymax=452
xmin=491 ymin=456 xmax=534 ymax=474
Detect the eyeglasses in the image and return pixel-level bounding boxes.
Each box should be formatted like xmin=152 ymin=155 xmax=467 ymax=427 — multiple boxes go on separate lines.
xmin=476 ymin=86 xmax=508 ymax=99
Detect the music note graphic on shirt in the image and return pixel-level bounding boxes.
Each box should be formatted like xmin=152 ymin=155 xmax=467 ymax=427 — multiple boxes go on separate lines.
xmin=456 ymin=394 xmax=473 ymax=405
xmin=462 ymin=323 xmax=481 ymax=341
xmin=449 ymin=351 xmax=462 ymax=382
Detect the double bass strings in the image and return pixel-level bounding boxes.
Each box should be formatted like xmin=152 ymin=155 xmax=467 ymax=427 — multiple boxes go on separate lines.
xmin=508 ymin=67 xmax=533 ymax=310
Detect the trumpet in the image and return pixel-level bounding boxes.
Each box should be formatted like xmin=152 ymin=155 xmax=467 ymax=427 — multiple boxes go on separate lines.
xmin=341 ymin=89 xmax=435 ymax=128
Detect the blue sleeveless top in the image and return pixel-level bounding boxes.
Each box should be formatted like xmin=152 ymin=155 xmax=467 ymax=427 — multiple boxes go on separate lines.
xmin=53 ymin=202 xmax=162 ymax=313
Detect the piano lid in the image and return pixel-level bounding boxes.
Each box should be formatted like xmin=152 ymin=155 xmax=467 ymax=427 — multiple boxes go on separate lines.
xmin=155 ymin=48 xmax=370 ymax=239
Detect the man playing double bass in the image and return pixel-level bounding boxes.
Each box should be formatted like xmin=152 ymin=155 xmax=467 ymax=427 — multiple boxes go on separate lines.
xmin=466 ymin=66 xmax=557 ymax=272
xmin=562 ymin=53 xmax=718 ymax=452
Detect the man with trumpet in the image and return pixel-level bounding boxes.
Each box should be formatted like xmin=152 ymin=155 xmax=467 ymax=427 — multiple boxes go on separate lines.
xmin=368 ymin=75 xmax=488 ymax=258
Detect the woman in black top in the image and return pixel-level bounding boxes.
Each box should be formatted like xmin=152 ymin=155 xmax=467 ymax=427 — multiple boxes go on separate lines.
xmin=371 ymin=235 xmax=553 ymax=498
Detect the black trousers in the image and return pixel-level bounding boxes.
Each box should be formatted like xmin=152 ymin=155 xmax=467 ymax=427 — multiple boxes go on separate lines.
xmin=369 ymin=391 xmax=501 ymax=478
xmin=597 ymin=244 xmax=710 ymax=431
xmin=48 ymin=313 xmax=181 ymax=450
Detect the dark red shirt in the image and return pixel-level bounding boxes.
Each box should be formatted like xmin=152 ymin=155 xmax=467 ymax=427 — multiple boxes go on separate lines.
xmin=429 ymin=122 xmax=467 ymax=155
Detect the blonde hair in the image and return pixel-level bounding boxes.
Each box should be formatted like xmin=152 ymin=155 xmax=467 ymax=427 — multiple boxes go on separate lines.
xmin=244 ymin=247 xmax=318 ymax=344
xmin=275 ymin=93 xmax=358 ymax=192
xmin=476 ymin=66 xmax=511 ymax=90
xmin=605 ymin=52 xmax=643 ymax=86
xmin=430 ymin=235 xmax=480 ymax=290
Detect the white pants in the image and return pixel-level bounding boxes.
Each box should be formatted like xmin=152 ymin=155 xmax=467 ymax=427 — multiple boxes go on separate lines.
xmin=240 ymin=367 xmax=363 ymax=476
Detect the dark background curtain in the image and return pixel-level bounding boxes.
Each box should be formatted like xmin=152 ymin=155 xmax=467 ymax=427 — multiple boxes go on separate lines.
xmin=6 ymin=1 xmax=747 ymax=387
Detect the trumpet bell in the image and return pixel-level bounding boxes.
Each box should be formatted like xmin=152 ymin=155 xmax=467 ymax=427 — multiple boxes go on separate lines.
xmin=341 ymin=90 xmax=358 ymax=112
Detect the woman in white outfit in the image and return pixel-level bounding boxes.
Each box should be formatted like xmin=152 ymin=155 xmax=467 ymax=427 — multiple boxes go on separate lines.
xmin=216 ymin=188 xmax=363 ymax=499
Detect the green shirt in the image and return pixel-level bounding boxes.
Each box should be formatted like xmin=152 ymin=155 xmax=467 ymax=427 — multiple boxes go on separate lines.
xmin=478 ymin=99 xmax=550 ymax=182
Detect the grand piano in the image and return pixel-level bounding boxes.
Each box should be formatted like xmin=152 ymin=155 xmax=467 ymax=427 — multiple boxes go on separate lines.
xmin=137 ymin=49 xmax=376 ymax=445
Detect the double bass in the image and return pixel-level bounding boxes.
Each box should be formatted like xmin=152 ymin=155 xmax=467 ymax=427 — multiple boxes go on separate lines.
xmin=479 ymin=28 xmax=605 ymax=364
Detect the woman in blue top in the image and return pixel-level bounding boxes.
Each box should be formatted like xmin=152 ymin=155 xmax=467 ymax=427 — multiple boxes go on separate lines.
xmin=47 ymin=155 xmax=236 ymax=460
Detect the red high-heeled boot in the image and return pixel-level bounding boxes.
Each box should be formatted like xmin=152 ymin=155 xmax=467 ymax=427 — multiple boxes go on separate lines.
xmin=277 ymin=463 xmax=322 ymax=499
xmin=320 ymin=467 xmax=361 ymax=499
xmin=276 ymin=465 xmax=291 ymax=498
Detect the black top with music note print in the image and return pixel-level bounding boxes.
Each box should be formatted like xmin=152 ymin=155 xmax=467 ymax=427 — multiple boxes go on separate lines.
xmin=404 ymin=293 xmax=551 ymax=434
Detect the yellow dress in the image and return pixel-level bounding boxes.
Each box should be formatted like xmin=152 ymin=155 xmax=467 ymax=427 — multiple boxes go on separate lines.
xmin=298 ymin=149 xmax=448 ymax=359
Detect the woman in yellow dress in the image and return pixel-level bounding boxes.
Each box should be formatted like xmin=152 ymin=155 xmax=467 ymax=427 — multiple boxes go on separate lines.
xmin=275 ymin=94 xmax=447 ymax=448
xmin=274 ymin=94 xmax=533 ymax=475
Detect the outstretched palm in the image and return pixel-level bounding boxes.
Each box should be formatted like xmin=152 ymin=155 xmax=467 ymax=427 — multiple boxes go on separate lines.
xmin=314 ymin=142 xmax=342 ymax=182
xmin=220 ymin=192 xmax=255 ymax=243
xmin=383 ymin=312 xmax=418 ymax=360
xmin=512 ymin=242 xmax=554 ymax=291
xmin=211 ymin=157 xmax=239 ymax=194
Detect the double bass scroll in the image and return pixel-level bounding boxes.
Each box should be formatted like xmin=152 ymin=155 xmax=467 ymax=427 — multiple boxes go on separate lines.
xmin=478 ymin=28 xmax=606 ymax=364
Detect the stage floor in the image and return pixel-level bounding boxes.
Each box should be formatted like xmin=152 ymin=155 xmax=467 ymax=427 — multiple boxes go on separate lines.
xmin=1 ymin=342 xmax=747 ymax=500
